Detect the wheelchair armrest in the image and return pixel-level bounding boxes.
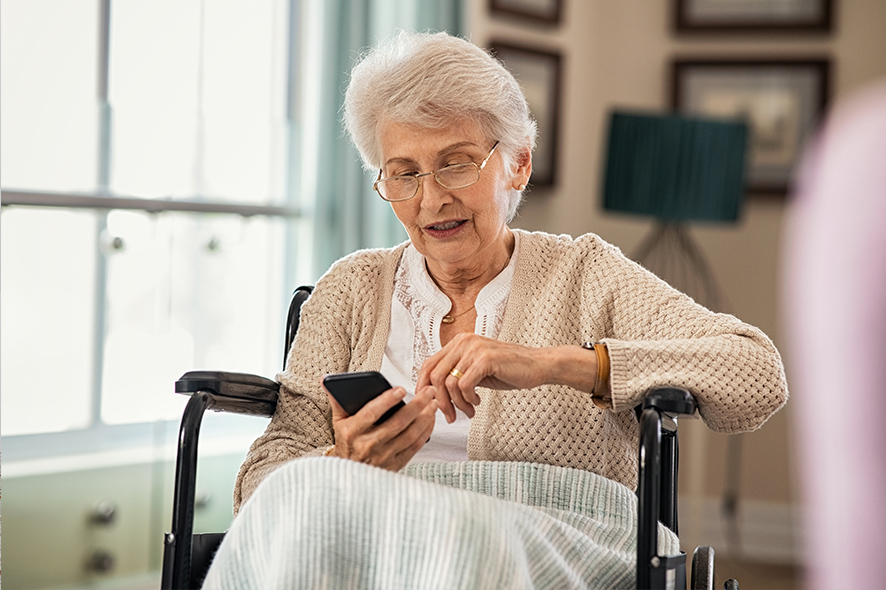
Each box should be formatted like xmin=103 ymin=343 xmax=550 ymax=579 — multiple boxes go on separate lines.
xmin=636 ymin=386 xmax=696 ymax=589
xmin=164 ymin=372 xmax=278 ymax=589
xmin=175 ymin=370 xmax=279 ymax=417
xmin=642 ymin=386 xmax=696 ymax=416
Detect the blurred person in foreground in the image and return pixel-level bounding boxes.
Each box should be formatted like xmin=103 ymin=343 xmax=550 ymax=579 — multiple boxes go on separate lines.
xmin=202 ymin=32 xmax=787 ymax=589
xmin=784 ymin=81 xmax=886 ymax=590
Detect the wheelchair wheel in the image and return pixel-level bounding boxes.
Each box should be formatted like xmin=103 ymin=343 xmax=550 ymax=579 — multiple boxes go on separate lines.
xmin=691 ymin=545 xmax=715 ymax=590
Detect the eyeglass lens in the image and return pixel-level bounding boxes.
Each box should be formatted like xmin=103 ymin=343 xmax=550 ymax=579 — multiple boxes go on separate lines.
xmin=377 ymin=163 xmax=480 ymax=201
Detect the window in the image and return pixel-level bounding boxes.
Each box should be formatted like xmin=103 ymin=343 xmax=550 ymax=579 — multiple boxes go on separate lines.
xmin=107 ymin=0 xmax=288 ymax=203
xmin=1 ymin=0 xmax=300 ymax=450
xmin=2 ymin=0 xmax=459 ymax=460
xmin=1 ymin=208 xmax=99 ymax=435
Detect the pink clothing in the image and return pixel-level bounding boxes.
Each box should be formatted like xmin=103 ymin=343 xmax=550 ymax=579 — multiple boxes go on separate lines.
xmin=784 ymin=81 xmax=886 ymax=590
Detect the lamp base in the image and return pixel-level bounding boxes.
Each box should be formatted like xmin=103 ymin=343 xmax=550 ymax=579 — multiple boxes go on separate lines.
xmin=632 ymin=222 xmax=725 ymax=312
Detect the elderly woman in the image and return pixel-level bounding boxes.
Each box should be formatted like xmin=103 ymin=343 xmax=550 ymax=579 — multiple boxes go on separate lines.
xmin=206 ymin=31 xmax=787 ymax=589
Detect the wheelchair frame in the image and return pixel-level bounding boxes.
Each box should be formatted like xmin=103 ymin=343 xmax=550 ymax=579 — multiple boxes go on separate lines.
xmin=161 ymin=286 xmax=734 ymax=590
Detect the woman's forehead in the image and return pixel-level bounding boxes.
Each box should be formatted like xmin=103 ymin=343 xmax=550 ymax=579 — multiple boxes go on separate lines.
xmin=378 ymin=120 xmax=489 ymax=164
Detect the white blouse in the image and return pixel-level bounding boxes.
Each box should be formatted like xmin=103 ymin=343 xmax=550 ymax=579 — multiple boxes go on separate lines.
xmin=380 ymin=232 xmax=520 ymax=463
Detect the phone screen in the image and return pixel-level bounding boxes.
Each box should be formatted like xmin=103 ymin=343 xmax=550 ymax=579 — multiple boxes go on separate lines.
xmin=323 ymin=371 xmax=405 ymax=425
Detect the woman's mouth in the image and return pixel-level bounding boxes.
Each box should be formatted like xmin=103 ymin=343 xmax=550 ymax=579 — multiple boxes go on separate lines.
xmin=424 ymin=219 xmax=467 ymax=237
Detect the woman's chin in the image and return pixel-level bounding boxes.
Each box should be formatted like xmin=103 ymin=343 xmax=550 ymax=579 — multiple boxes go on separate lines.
xmin=421 ymin=243 xmax=479 ymax=274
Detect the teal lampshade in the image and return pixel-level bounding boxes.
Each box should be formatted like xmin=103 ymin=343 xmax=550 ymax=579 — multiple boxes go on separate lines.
xmin=602 ymin=111 xmax=748 ymax=222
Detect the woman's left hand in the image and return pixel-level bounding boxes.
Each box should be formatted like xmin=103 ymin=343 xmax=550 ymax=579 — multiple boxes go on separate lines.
xmin=417 ymin=333 xmax=557 ymax=423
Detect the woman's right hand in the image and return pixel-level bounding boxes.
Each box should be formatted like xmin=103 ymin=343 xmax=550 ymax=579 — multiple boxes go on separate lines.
xmin=325 ymin=384 xmax=438 ymax=471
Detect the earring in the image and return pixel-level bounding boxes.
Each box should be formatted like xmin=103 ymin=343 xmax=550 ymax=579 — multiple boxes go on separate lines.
xmin=516 ymin=184 xmax=526 ymax=190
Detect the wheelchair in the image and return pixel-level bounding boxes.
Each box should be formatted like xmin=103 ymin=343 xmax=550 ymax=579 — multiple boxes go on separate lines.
xmin=161 ymin=286 xmax=739 ymax=590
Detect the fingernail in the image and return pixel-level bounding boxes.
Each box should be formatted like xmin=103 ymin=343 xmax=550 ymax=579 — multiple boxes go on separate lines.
xmin=394 ymin=387 xmax=406 ymax=399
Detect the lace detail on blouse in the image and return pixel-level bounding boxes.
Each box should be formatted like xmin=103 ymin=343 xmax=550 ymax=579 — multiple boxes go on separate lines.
xmin=388 ymin=234 xmax=521 ymax=387
xmin=392 ymin=258 xmax=443 ymax=385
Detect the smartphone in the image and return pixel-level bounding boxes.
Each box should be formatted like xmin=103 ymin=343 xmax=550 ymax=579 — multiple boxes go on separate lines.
xmin=323 ymin=371 xmax=405 ymax=425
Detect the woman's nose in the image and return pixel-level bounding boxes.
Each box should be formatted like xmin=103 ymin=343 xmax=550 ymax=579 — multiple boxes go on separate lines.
xmin=417 ymin=174 xmax=453 ymax=209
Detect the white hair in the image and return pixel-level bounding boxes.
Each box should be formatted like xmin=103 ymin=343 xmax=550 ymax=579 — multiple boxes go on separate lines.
xmin=343 ymin=31 xmax=537 ymax=221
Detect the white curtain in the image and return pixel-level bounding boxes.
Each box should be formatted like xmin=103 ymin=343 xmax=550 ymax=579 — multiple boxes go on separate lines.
xmin=295 ymin=0 xmax=464 ymax=277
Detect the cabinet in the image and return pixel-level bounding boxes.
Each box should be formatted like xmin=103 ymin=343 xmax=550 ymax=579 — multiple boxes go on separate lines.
xmin=3 ymin=453 xmax=244 ymax=589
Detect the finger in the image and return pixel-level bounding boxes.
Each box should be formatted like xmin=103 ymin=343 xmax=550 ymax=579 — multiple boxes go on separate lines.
xmin=331 ymin=386 xmax=409 ymax=464
xmin=357 ymin=386 xmax=407 ymax=426
xmin=438 ymin=352 xmax=483 ymax=418
xmin=416 ymin=362 xmax=433 ymax=391
xmin=443 ymin=370 xmax=476 ymax=419
xmin=395 ymin=410 xmax=437 ymax=469
xmin=421 ymin=334 xmax=486 ymax=421
xmin=416 ymin=384 xmax=447 ymax=416
xmin=454 ymin=364 xmax=484 ymax=407
xmin=430 ymin=382 xmax=457 ymax=424
xmin=416 ymin=348 xmax=448 ymax=392
xmin=384 ymin=394 xmax=438 ymax=469
xmin=401 ymin=386 xmax=438 ymax=428
xmin=325 ymin=390 xmax=350 ymax=421
xmin=397 ymin=388 xmax=436 ymax=445
xmin=359 ymin=387 xmax=433 ymax=463
xmin=431 ymin=350 xmax=473 ymax=422
xmin=421 ymin=354 xmax=459 ymax=423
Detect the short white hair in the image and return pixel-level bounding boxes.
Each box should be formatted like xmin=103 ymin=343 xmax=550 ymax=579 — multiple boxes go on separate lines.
xmin=343 ymin=31 xmax=537 ymax=220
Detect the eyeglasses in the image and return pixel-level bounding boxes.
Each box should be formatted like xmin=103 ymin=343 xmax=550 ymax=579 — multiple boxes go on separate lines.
xmin=373 ymin=141 xmax=500 ymax=202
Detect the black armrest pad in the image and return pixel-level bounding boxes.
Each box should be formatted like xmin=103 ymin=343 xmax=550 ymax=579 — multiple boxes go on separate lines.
xmin=175 ymin=370 xmax=279 ymax=403
xmin=643 ymin=386 xmax=697 ymax=415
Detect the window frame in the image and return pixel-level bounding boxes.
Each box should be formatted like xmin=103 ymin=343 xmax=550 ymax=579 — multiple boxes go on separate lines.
xmin=1 ymin=0 xmax=303 ymax=465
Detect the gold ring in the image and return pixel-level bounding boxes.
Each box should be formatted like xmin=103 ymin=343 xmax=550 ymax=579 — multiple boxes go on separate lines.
xmin=449 ymin=368 xmax=464 ymax=379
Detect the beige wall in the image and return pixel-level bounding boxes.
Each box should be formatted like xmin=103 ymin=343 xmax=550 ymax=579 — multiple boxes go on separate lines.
xmin=467 ymin=0 xmax=886 ymax=553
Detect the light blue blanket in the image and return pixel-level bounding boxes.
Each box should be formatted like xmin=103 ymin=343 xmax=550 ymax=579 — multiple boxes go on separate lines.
xmin=203 ymin=458 xmax=680 ymax=589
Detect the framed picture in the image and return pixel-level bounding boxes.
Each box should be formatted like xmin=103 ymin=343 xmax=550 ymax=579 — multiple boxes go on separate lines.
xmin=674 ymin=0 xmax=833 ymax=33
xmin=490 ymin=41 xmax=563 ymax=187
xmin=489 ymin=0 xmax=563 ymax=25
xmin=672 ymin=58 xmax=830 ymax=194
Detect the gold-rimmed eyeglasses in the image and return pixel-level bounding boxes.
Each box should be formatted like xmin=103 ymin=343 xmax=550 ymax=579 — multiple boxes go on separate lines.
xmin=373 ymin=141 xmax=500 ymax=202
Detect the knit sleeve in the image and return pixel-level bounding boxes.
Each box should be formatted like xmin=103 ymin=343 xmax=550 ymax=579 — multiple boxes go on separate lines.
xmin=595 ymin=242 xmax=788 ymax=433
xmin=233 ymin=257 xmax=357 ymax=513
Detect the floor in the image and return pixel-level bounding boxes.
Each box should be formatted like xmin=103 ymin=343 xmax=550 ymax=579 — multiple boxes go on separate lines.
xmin=714 ymin=557 xmax=801 ymax=590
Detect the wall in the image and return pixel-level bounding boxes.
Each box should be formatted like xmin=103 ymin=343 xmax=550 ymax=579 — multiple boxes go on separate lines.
xmin=467 ymin=0 xmax=886 ymax=563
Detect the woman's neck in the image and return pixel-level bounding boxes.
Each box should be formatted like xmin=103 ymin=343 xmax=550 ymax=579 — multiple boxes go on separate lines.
xmin=425 ymin=229 xmax=515 ymax=299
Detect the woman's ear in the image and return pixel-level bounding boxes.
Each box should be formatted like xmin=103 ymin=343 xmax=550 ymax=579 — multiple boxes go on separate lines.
xmin=512 ymin=146 xmax=532 ymax=190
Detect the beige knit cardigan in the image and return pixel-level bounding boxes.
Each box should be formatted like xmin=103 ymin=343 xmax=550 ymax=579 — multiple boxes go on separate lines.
xmin=233 ymin=230 xmax=787 ymax=513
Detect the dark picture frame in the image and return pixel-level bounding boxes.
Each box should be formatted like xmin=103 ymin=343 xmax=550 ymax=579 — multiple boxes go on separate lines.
xmin=489 ymin=0 xmax=563 ymax=24
xmin=674 ymin=0 xmax=833 ymax=33
xmin=490 ymin=41 xmax=563 ymax=188
xmin=672 ymin=58 xmax=830 ymax=194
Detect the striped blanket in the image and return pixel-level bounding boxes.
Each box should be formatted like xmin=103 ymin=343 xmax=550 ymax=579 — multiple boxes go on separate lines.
xmin=203 ymin=458 xmax=680 ymax=589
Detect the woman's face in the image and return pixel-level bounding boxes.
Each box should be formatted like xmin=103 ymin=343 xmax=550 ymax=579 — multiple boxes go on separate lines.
xmin=378 ymin=120 xmax=530 ymax=280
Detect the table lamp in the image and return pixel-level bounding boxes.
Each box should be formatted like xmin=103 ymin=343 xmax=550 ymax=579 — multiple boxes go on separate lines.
xmin=602 ymin=111 xmax=748 ymax=310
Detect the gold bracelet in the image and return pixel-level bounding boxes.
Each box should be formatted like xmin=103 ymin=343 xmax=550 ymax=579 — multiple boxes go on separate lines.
xmin=593 ymin=342 xmax=610 ymax=398
xmin=581 ymin=341 xmax=611 ymax=404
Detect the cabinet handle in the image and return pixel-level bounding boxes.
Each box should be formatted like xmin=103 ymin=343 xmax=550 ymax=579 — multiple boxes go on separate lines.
xmin=85 ymin=549 xmax=116 ymax=573
xmin=89 ymin=499 xmax=117 ymax=525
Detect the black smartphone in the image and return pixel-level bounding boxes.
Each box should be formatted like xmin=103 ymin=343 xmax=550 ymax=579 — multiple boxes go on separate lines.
xmin=322 ymin=371 xmax=405 ymax=425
